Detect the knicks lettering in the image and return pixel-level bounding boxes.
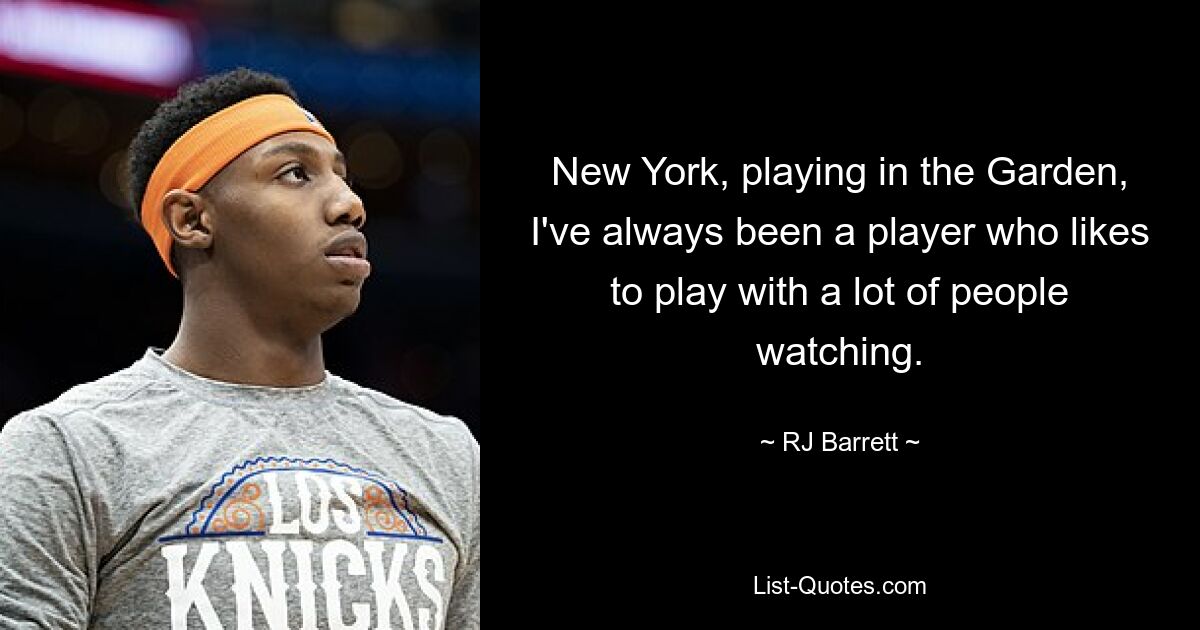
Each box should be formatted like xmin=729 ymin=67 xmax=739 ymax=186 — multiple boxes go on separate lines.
xmin=161 ymin=466 xmax=447 ymax=629
xmin=161 ymin=539 xmax=445 ymax=630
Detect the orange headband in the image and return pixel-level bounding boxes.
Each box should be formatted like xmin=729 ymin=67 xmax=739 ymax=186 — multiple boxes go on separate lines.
xmin=140 ymin=94 xmax=337 ymax=277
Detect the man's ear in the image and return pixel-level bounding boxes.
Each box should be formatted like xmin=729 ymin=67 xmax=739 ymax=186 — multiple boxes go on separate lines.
xmin=161 ymin=189 xmax=213 ymax=251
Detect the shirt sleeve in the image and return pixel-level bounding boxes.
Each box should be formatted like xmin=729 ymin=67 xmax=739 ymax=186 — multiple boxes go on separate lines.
xmin=0 ymin=413 xmax=95 ymax=628
xmin=445 ymin=429 xmax=479 ymax=630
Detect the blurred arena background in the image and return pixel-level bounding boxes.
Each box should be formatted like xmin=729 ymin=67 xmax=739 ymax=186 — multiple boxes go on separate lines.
xmin=0 ymin=0 xmax=480 ymax=434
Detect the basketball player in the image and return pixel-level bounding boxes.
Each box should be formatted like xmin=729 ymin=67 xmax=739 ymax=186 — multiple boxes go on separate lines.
xmin=0 ymin=68 xmax=479 ymax=629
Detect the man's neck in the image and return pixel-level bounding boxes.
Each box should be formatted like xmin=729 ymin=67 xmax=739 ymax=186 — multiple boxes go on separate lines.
xmin=162 ymin=295 xmax=328 ymax=387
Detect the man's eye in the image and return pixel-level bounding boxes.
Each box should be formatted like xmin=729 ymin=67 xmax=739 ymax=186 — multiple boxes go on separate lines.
xmin=280 ymin=166 xmax=309 ymax=183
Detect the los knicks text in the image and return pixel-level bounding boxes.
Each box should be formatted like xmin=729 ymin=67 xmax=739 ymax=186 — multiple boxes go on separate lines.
xmin=159 ymin=471 xmax=449 ymax=630
xmin=779 ymin=431 xmax=901 ymax=452
xmin=552 ymin=155 xmax=1124 ymax=194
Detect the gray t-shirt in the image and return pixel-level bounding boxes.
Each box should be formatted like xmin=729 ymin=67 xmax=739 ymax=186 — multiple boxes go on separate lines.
xmin=0 ymin=349 xmax=479 ymax=629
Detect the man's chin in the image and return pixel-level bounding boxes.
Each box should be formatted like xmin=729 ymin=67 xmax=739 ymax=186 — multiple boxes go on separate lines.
xmin=309 ymin=285 xmax=364 ymax=330
xmin=332 ymin=288 xmax=363 ymax=318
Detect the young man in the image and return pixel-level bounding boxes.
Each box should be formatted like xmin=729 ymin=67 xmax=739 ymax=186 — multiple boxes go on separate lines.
xmin=0 ymin=68 xmax=479 ymax=629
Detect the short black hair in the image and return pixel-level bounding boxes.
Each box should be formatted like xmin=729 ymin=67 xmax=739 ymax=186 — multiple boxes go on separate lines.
xmin=125 ymin=67 xmax=300 ymax=219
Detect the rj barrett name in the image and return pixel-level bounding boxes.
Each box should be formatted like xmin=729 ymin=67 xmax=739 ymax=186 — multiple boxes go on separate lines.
xmin=780 ymin=431 xmax=901 ymax=452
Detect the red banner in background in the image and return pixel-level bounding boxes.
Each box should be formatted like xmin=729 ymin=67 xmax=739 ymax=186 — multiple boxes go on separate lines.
xmin=0 ymin=0 xmax=199 ymax=97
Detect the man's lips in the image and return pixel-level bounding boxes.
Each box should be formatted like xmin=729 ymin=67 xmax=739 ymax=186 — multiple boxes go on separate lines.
xmin=323 ymin=231 xmax=368 ymax=260
xmin=323 ymin=231 xmax=370 ymax=279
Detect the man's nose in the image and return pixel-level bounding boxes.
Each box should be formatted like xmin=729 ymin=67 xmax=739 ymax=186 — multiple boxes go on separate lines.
xmin=328 ymin=184 xmax=366 ymax=229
